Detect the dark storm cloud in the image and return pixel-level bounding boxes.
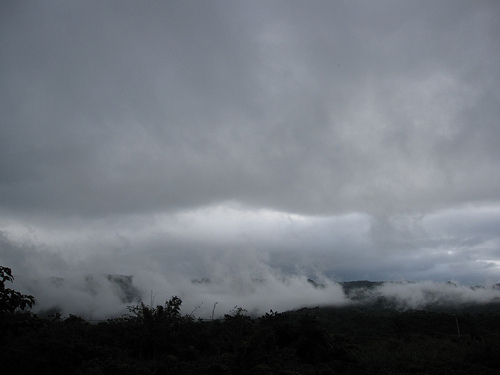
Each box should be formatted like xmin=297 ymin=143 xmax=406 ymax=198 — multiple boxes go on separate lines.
xmin=1 ymin=1 xmax=500 ymax=317
xmin=1 ymin=1 xmax=499 ymax=216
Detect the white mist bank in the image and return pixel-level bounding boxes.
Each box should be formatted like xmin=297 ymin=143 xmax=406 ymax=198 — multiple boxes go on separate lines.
xmin=2 ymin=203 xmax=500 ymax=319
xmin=364 ymin=280 xmax=500 ymax=310
xmin=22 ymin=273 xmax=500 ymax=320
xmin=25 ymin=271 xmax=348 ymax=320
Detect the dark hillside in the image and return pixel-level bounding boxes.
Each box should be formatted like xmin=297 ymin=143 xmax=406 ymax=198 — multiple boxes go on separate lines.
xmin=2 ymin=297 xmax=500 ymax=375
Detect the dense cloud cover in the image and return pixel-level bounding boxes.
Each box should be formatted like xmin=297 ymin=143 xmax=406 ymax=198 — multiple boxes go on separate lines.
xmin=1 ymin=1 xmax=500 ymax=317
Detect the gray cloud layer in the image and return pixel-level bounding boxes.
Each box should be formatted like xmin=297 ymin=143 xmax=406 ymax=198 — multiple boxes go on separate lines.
xmin=1 ymin=1 xmax=500 ymax=317
xmin=2 ymin=1 xmax=499 ymax=216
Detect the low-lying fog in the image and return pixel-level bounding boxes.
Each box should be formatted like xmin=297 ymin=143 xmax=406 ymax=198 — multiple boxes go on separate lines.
xmin=19 ymin=271 xmax=500 ymax=320
xmin=2 ymin=204 xmax=500 ymax=320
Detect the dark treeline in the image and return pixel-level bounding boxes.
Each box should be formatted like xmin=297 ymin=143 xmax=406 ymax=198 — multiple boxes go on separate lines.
xmin=2 ymin=266 xmax=500 ymax=374
xmin=2 ymin=299 xmax=500 ymax=374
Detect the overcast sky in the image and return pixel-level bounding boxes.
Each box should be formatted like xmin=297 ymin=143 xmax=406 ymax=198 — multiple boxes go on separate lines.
xmin=1 ymin=1 xmax=500 ymax=317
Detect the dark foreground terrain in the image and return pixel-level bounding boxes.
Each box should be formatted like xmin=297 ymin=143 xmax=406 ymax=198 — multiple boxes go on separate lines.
xmin=2 ymin=296 xmax=500 ymax=375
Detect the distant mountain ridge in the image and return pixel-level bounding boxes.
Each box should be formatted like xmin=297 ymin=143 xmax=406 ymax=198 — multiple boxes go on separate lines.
xmin=336 ymin=280 xmax=500 ymax=313
xmin=35 ymin=275 xmax=500 ymax=318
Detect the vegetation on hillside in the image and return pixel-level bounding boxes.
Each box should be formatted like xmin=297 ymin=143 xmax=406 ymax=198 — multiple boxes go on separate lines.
xmin=2 ymin=266 xmax=500 ymax=374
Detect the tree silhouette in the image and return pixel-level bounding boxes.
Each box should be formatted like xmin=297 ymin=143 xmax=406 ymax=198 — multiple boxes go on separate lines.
xmin=0 ymin=266 xmax=35 ymax=314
